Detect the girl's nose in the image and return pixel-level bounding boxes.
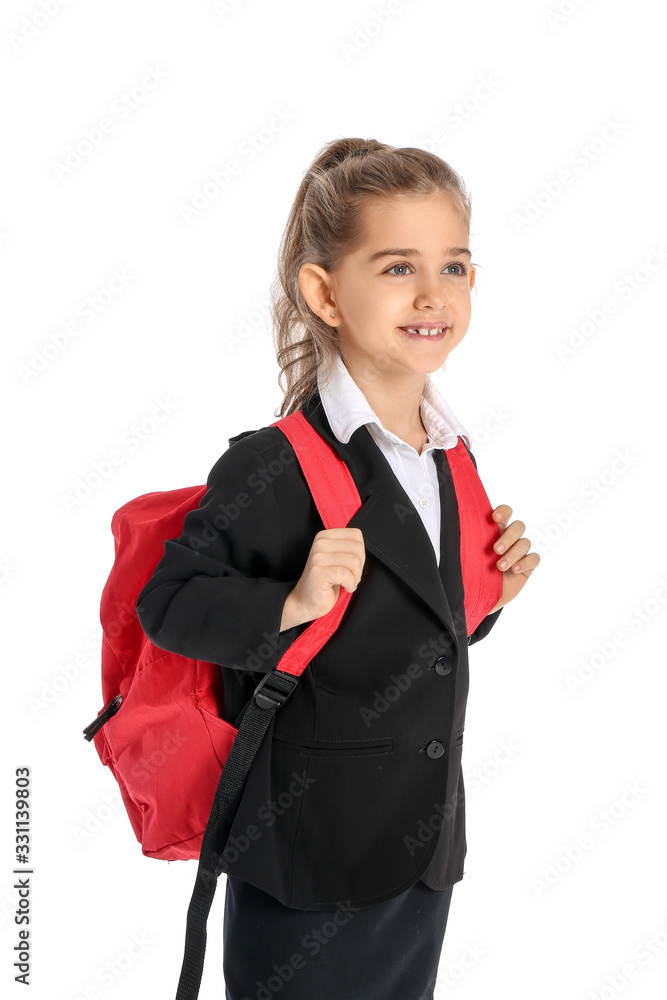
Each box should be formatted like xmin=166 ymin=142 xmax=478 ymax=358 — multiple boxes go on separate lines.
xmin=413 ymin=285 xmax=447 ymax=310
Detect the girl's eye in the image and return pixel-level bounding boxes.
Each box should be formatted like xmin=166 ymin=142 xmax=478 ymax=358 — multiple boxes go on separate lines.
xmin=384 ymin=262 xmax=468 ymax=276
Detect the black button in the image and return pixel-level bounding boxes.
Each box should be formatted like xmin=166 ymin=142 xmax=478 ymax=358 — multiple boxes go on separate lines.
xmin=426 ymin=740 xmax=445 ymax=759
xmin=433 ymin=656 xmax=452 ymax=676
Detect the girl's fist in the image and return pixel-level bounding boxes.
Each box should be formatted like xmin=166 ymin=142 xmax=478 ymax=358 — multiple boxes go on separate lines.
xmin=281 ymin=528 xmax=366 ymax=628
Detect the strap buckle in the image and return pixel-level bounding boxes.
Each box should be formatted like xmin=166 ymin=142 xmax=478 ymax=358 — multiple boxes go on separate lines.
xmin=253 ymin=668 xmax=299 ymax=710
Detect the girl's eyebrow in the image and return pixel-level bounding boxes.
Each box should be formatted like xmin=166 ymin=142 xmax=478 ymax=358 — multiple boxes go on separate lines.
xmin=367 ymin=246 xmax=472 ymax=262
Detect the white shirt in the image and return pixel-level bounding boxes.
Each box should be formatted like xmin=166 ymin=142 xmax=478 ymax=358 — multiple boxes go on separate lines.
xmin=317 ymin=353 xmax=472 ymax=568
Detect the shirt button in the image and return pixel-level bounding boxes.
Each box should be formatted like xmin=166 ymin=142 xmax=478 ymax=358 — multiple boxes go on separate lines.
xmin=418 ymin=497 xmax=430 ymax=508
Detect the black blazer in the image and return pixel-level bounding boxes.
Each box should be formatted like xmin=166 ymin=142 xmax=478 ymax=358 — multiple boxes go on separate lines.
xmin=135 ymin=391 xmax=503 ymax=911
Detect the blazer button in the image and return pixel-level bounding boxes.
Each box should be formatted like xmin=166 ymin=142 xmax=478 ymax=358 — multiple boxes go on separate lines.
xmin=433 ymin=656 xmax=452 ymax=676
xmin=426 ymin=740 xmax=446 ymax=759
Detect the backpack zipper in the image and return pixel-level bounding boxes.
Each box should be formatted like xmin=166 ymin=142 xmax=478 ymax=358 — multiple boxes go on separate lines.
xmin=83 ymin=694 xmax=122 ymax=742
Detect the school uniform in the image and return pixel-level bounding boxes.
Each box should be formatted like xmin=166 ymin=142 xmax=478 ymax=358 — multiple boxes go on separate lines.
xmin=136 ymin=354 xmax=503 ymax=999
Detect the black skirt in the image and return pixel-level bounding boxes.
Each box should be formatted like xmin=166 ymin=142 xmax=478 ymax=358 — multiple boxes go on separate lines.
xmin=223 ymin=874 xmax=454 ymax=1000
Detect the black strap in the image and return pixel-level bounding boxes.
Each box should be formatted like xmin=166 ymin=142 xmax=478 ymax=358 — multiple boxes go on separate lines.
xmin=174 ymin=668 xmax=299 ymax=1000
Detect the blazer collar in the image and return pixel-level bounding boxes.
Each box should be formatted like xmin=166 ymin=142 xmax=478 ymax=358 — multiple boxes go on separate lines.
xmin=300 ymin=391 xmax=463 ymax=652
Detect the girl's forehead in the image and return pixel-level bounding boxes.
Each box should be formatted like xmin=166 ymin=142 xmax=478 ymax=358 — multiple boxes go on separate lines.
xmin=356 ymin=193 xmax=469 ymax=245
xmin=363 ymin=189 xmax=457 ymax=212
xmin=361 ymin=191 xmax=464 ymax=222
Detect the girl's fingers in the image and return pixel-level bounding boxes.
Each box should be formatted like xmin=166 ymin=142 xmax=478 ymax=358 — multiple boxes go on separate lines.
xmin=496 ymin=536 xmax=532 ymax=570
xmin=509 ymin=551 xmax=541 ymax=575
xmin=492 ymin=505 xmax=512 ymax=535
xmin=494 ymin=519 xmax=526 ymax=554
xmin=493 ymin=505 xmax=512 ymax=523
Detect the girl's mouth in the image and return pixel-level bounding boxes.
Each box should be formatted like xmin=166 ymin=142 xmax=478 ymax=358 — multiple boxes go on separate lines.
xmin=398 ymin=325 xmax=448 ymax=340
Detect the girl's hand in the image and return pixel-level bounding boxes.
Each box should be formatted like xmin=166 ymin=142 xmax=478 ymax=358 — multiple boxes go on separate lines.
xmin=489 ymin=504 xmax=540 ymax=612
xmin=281 ymin=528 xmax=366 ymax=629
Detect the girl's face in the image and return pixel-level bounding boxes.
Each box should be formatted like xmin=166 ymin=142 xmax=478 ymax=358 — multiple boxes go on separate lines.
xmin=320 ymin=191 xmax=475 ymax=383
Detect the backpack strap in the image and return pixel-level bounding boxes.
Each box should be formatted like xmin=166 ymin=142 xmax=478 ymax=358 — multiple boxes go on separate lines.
xmin=264 ymin=411 xmax=364 ymax=676
xmin=175 ymin=411 xmax=361 ymax=1000
xmin=446 ymin=436 xmax=503 ymax=636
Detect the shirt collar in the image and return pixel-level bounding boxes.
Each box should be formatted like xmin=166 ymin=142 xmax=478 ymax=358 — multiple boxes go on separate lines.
xmin=316 ymin=351 xmax=471 ymax=452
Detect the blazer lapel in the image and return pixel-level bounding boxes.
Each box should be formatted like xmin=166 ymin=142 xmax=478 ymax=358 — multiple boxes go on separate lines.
xmin=300 ymin=392 xmax=461 ymax=650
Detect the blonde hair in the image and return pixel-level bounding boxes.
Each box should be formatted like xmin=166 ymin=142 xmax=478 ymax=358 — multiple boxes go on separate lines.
xmin=270 ymin=137 xmax=473 ymax=417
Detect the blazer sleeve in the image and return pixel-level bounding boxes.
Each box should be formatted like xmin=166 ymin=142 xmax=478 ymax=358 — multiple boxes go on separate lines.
xmin=467 ymin=606 xmax=503 ymax=645
xmin=135 ymin=440 xmax=308 ymax=673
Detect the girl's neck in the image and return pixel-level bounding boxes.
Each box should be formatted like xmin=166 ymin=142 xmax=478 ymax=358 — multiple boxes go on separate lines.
xmin=343 ymin=358 xmax=429 ymax=450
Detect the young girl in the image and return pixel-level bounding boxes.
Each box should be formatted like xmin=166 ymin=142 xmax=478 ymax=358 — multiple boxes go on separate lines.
xmin=136 ymin=137 xmax=539 ymax=1000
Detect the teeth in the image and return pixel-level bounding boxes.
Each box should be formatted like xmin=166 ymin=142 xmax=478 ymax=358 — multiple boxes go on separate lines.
xmin=405 ymin=327 xmax=445 ymax=336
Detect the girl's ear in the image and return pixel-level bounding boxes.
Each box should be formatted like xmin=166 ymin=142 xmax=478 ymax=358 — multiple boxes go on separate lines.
xmin=299 ymin=263 xmax=338 ymax=326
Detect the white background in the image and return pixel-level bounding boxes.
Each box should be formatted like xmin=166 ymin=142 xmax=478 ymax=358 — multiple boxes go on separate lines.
xmin=2 ymin=1 xmax=666 ymax=998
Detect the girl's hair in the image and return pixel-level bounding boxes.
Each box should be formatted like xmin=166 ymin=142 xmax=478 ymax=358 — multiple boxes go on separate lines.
xmin=270 ymin=136 xmax=473 ymax=417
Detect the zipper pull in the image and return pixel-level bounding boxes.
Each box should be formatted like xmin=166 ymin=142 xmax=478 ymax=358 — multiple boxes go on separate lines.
xmin=83 ymin=694 xmax=122 ymax=741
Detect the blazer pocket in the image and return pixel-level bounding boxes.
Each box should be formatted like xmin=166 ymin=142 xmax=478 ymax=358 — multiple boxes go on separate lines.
xmin=273 ymin=732 xmax=394 ymax=758
xmin=274 ymin=732 xmax=402 ymax=905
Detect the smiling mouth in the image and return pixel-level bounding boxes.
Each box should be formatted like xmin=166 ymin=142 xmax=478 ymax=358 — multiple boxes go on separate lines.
xmin=398 ymin=326 xmax=448 ymax=338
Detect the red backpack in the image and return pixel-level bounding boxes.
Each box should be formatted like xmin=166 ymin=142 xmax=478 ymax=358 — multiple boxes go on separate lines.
xmin=82 ymin=410 xmax=502 ymax=1000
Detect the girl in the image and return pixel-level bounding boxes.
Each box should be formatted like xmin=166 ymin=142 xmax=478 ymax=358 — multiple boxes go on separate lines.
xmin=136 ymin=137 xmax=539 ymax=1000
